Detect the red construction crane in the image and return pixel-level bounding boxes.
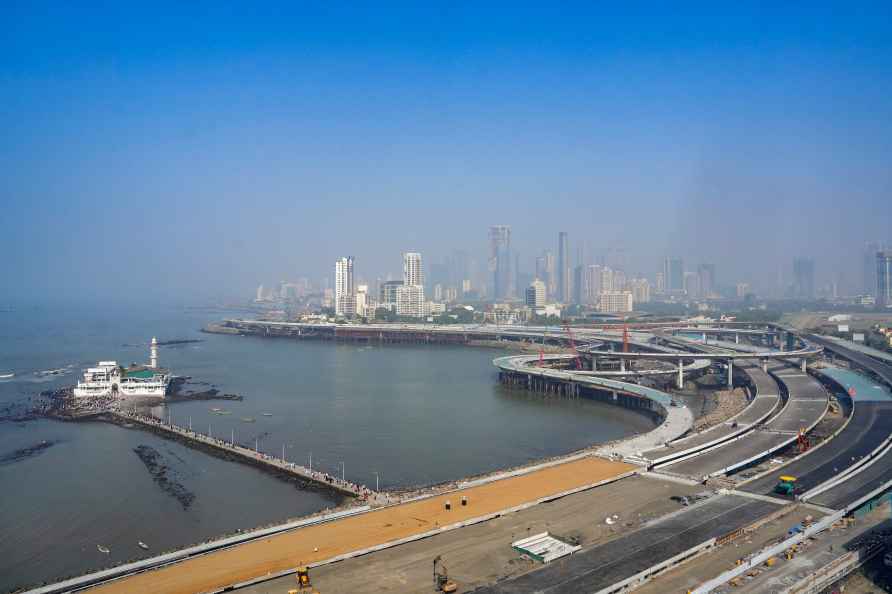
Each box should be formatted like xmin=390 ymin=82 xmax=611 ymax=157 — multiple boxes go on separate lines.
xmin=562 ymin=323 xmax=584 ymax=370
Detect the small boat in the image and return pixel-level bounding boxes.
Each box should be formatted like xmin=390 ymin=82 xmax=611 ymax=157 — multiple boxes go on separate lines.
xmin=241 ymin=417 xmax=256 ymax=423
xmin=262 ymin=413 xmax=273 ymax=417
xmin=211 ymin=408 xmax=222 ymax=412
xmin=138 ymin=541 xmax=149 ymax=550
xmin=218 ymin=410 xmax=232 ymax=415
xmin=0 ymin=372 xmax=13 ymax=379
xmin=97 ymin=545 xmax=110 ymax=554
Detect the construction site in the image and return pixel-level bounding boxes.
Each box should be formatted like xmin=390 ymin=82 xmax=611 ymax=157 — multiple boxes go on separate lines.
xmin=26 ymin=320 xmax=892 ymax=594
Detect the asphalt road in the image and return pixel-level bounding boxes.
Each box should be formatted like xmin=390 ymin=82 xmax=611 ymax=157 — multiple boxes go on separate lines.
xmin=741 ymin=401 xmax=892 ymax=499
xmin=471 ymin=495 xmax=781 ymax=594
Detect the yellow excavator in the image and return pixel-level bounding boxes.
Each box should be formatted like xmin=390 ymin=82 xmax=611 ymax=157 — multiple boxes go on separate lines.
xmin=433 ymin=555 xmax=458 ymax=592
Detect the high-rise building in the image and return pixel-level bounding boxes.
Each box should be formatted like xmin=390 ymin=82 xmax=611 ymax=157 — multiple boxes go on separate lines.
xmin=544 ymin=250 xmax=556 ymax=299
xmin=793 ymin=258 xmax=815 ymax=300
xmin=535 ymin=256 xmax=547 ymax=285
xmin=525 ymin=279 xmax=546 ymax=307
xmin=255 ymin=284 xmax=265 ymax=302
xmin=698 ymin=263 xmax=716 ymax=298
xmin=629 ymin=278 xmax=651 ymax=304
xmin=586 ymin=264 xmax=603 ymax=304
xmin=878 ymin=250 xmax=892 ymax=306
xmin=684 ymin=271 xmax=700 ymax=298
xmin=395 ymin=284 xmax=424 ymax=317
xmin=488 ymin=226 xmax=513 ymax=300
xmin=379 ymin=280 xmax=404 ymax=306
xmin=355 ymin=284 xmax=371 ymax=317
xmin=655 ymin=272 xmax=665 ymax=294
xmin=403 ymin=252 xmax=423 ymax=286
xmin=598 ymin=291 xmax=634 ymax=314
xmin=864 ymin=243 xmax=881 ymax=296
xmin=335 ymin=257 xmax=355 ymax=316
xmin=663 ymin=258 xmax=684 ymax=293
xmin=558 ymin=232 xmax=570 ymax=303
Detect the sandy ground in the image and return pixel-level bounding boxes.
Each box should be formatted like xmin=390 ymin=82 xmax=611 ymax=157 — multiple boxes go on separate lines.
xmin=237 ymin=474 xmax=702 ymax=594
xmin=87 ymin=456 xmax=633 ymax=594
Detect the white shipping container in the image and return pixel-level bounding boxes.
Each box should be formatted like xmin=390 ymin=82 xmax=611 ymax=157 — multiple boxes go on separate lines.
xmin=853 ymin=333 xmax=865 ymax=342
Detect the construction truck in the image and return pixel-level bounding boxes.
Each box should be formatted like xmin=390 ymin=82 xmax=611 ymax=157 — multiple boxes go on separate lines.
xmin=433 ymin=555 xmax=458 ymax=592
xmin=774 ymin=476 xmax=797 ymax=496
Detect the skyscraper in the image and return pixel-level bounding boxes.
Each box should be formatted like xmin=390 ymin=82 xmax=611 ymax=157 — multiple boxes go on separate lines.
xmin=793 ymin=258 xmax=815 ymax=300
xmin=335 ymin=256 xmax=355 ymax=316
xmin=864 ymin=242 xmax=881 ymax=296
xmin=488 ymin=226 xmax=513 ymax=300
xmin=403 ymin=252 xmax=423 ymax=286
xmin=544 ymin=250 xmax=556 ymax=300
xmin=878 ymin=250 xmax=892 ymax=307
xmin=663 ymin=258 xmax=684 ymax=293
xmin=697 ymin=263 xmax=716 ymax=298
xmin=558 ymin=232 xmax=570 ymax=303
xmin=525 ymin=279 xmax=546 ymax=307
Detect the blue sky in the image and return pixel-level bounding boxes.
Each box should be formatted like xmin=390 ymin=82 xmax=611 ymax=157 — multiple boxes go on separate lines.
xmin=2 ymin=2 xmax=891 ymax=302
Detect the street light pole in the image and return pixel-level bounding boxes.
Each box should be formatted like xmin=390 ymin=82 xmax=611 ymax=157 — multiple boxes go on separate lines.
xmin=374 ymin=471 xmax=379 ymax=491
xmin=309 ymin=452 xmax=312 ymax=472
xmin=340 ymin=461 xmax=344 ymax=481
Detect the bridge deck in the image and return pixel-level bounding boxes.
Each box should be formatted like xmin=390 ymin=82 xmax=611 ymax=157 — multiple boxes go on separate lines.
xmin=659 ymin=367 xmax=827 ymax=478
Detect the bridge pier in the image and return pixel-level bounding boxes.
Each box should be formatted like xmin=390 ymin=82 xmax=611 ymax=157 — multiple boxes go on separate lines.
xmin=677 ymin=358 xmax=684 ymax=390
xmin=762 ymin=358 xmax=768 ymax=373
xmin=620 ymin=358 xmax=626 ymax=373
xmin=801 ymin=358 xmax=807 ymax=373
xmin=735 ymin=332 xmax=740 ymax=344
xmin=727 ymin=359 xmax=734 ymax=388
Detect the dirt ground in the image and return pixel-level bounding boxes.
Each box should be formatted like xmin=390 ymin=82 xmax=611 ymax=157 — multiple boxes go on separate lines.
xmin=87 ymin=457 xmax=633 ymax=594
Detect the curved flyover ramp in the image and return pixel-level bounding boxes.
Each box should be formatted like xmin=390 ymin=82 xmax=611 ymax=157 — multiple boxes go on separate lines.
xmin=658 ymin=365 xmax=828 ymax=479
xmin=641 ymin=364 xmax=781 ymax=466
xmin=493 ymin=355 xmax=694 ymax=461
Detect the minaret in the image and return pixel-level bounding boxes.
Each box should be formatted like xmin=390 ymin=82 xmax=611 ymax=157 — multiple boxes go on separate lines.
xmin=150 ymin=337 xmax=158 ymax=369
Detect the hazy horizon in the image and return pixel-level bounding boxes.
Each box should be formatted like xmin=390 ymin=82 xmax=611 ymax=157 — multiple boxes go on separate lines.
xmin=3 ymin=3 xmax=891 ymax=303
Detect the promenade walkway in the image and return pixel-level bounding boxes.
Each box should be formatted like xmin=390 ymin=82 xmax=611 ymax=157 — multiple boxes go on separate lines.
xmin=121 ymin=412 xmax=367 ymax=498
xmin=85 ymin=456 xmax=633 ymax=594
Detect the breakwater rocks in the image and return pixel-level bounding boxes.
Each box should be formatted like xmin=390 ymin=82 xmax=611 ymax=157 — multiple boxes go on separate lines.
xmin=133 ymin=445 xmax=196 ymax=510
xmin=168 ymin=377 xmax=243 ymax=402
xmin=0 ymin=439 xmax=57 ymax=466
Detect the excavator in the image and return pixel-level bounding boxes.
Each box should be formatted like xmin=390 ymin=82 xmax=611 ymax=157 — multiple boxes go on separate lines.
xmin=433 ymin=555 xmax=458 ymax=592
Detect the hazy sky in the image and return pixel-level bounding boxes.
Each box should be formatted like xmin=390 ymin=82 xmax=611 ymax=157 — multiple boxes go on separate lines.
xmin=3 ymin=2 xmax=891 ymax=302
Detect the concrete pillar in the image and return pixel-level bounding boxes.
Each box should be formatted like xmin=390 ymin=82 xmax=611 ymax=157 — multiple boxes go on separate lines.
xmin=762 ymin=358 xmax=768 ymax=373
xmin=591 ymin=357 xmax=597 ymax=371
xmin=727 ymin=359 xmax=734 ymax=388
xmin=801 ymin=358 xmax=807 ymax=373
xmin=620 ymin=358 xmax=626 ymax=373
xmin=735 ymin=332 xmax=740 ymax=345
xmin=703 ymin=332 xmax=707 ymax=343
xmin=677 ymin=358 xmax=684 ymax=390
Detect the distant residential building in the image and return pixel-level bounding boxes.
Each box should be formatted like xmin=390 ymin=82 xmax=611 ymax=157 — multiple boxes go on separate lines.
xmin=864 ymin=243 xmax=881 ymax=296
xmin=403 ymin=252 xmax=423 ymax=286
xmin=544 ymin=250 xmax=556 ymax=300
xmin=629 ymin=278 xmax=651 ymax=304
xmin=573 ymin=265 xmax=585 ymax=304
xmin=736 ymin=283 xmax=751 ymax=298
xmin=598 ymin=291 xmax=634 ymax=314
xmin=355 ymin=284 xmax=371 ymax=317
xmin=255 ymin=284 xmax=265 ymax=302
xmin=433 ymin=283 xmax=443 ymax=301
xmin=534 ymin=304 xmax=562 ymax=318
xmin=698 ymin=263 xmax=716 ymax=298
xmin=424 ymin=301 xmax=447 ymax=316
xmin=396 ymin=284 xmax=424 ymax=317
xmin=525 ymin=279 xmax=546 ymax=308
xmin=488 ymin=226 xmax=513 ymax=300
xmin=879 ymin=250 xmax=892 ymax=307
xmin=793 ymin=258 xmax=815 ymax=300
xmin=585 ymin=264 xmax=603 ymax=304
xmin=558 ymin=232 xmax=570 ymax=302
xmin=379 ymin=280 xmax=404 ymax=306
xmin=322 ymin=288 xmax=334 ymax=308
xmin=461 ymin=279 xmax=472 ymax=295
xmin=663 ymin=258 xmax=684 ymax=293
xmin=335 ymin=257 xmax=355 ymax=316
xmin=684 ymin=271 xmax=700 ymax=298
xmin=655 ymin=271 xmax=666 ymax=294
